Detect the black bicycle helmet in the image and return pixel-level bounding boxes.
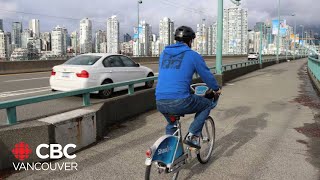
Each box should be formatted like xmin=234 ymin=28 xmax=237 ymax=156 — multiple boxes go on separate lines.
xmin=174 ymin=26 xmax=196 ymax=42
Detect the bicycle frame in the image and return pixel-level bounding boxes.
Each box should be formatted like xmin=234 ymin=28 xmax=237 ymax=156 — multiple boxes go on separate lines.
xmin=145 ymin=120 xmax=188 ymax=172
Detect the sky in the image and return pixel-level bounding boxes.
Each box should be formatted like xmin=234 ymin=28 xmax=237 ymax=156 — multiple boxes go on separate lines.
xmin=0 ymin=0 xmax=319 ymax=37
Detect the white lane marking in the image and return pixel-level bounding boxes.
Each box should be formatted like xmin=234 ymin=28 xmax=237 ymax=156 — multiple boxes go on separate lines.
xmin=226 ymin=83 xmax=235 ymax=86
xmin=0 ymin=71 xmax=50 ymax=77
xmin=0 ymin=88 xmax=51 ymax=98
xmin=4 ymin=77 xmax=50 ymax=82
xmin=0 ymin=87 xmax=50 ymax=95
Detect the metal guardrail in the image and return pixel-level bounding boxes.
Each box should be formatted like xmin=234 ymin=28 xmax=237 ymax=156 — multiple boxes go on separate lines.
xmin=0 ymin=57 xmax=302 ymax=125
xmin=222 ymin=60 xmax=259 ymax=71
xmin=308 ymin=56 xmax=320 ymax=82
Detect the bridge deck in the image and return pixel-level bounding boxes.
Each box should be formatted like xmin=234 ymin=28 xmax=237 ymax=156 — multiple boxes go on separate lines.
xmin=8 ymin=59 xmax=320 ymax=180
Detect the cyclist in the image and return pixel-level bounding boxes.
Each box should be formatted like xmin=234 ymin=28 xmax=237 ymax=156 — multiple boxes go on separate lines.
xmin=155 ymin=26 xmax=221 ymax=149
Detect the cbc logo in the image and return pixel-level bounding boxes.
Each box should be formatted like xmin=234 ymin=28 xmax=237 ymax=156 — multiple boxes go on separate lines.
xmin=36 ymin=144 xmax=76 ymax=159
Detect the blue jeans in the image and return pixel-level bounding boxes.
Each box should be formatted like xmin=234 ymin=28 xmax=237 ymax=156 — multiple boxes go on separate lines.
xmin=156 ymin=94 xmax=217 ymax=136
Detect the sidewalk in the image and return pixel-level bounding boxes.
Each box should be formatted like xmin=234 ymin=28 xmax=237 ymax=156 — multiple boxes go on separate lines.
xmin=7 ymin=59 xmax=320 ymax=180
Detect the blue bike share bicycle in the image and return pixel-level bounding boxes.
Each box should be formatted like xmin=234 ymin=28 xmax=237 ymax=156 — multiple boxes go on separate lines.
xmin=145 ymin=83 xmax=219 ymax=180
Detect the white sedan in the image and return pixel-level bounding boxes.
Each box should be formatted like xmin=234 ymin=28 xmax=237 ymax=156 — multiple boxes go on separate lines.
xmin=50 ymin=53 xmax=154 ymax=98
xmin=248 ymin=53 xmax=259 ymax=61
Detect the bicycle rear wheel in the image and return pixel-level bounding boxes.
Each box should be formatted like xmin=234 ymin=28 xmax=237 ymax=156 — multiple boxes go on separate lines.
xmin=197 ymin=116 xmax=215 ymax=164
xmin=145 ymin=162 xmax=179 ymax=180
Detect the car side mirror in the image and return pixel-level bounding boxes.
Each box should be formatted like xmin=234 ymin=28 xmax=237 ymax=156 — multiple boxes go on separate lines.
xmin=135 ymin=63 xmax=140 ymax=67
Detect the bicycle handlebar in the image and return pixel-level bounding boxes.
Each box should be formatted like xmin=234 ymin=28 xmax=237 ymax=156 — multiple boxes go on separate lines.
xmin=190 ymin=83 xmax=221 ymax=101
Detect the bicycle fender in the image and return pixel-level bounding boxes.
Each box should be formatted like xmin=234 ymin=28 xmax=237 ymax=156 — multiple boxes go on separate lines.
xmin=145 ymin=135 xmax=183 ymax=166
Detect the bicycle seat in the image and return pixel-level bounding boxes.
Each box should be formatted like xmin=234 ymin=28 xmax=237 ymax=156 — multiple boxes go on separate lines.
xmin=166 ymin=114 xmax=185 ymax=122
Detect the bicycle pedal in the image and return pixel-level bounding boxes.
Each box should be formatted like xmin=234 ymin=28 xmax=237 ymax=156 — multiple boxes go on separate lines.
xmin=188 ymin=146 xmax=198 ymax=151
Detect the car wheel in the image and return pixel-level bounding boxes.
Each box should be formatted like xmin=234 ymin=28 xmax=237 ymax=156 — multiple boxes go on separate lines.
xmin=99 ymin=79 xmax=113 ymax=99
xmin=145 ymin=73 xmax=154 ymax=89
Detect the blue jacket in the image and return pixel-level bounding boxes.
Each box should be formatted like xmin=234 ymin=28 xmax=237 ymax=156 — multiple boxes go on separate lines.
xmin=155 ymin=42 xmax=220 ymax=100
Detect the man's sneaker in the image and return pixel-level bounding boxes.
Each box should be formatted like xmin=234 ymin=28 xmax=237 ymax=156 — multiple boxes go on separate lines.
xmin=183 ymin=134 xmax=201 ymax=149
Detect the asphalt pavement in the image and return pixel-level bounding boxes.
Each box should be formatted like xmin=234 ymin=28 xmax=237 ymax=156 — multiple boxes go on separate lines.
xmin=6 ymin=59 xmax=320 ymax=179
xmin=0 ymin=58 xmax=245 ymax=125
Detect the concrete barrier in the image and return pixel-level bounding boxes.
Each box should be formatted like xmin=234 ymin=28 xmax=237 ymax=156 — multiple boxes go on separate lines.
xmin=308 ymin=67 xmax=320 ymax=94
xmin=0 ymin=109 xmax=96 ymax=170
xmin=0 ymin=60 xmax=66 ymax=75
xmin=0 ymin=55 xmax=272 ymax=75
xmin=38 ymin=109 xmax=97 ymax=153
xmin=0 ymin=121 xmax=52 ymax=169
xmin=223 ymin=64 xmax=261 ymax=83
xmin=94 ymin=89 xmax=156 ymax=139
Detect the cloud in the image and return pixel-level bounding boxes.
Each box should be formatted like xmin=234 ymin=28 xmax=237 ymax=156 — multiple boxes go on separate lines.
xmin=0 ymin=1 xmax=18 ymax=19
xmin=0 ymin=0 xmax=319 ymax=35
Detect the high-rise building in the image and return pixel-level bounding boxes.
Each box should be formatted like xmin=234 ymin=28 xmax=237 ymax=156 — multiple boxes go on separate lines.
xmin=254 ymin=22 xmax=265 ymax=32
xmin=95 ymin=30 xmax=106 ymax=53
xmin=40 ymin=32 xmax=51 ymax=51
xmin=253 ymin=31 xmax=261 ymax=53
xmin=133 ymin=20 xmax=152 ymax=56
xmin=66 ymin=33 xmax=71 ymax=48
xmin=0 ymin=30 xmax=6 ymax=59
xmin=80 ymin=18 xmax=92 ymax=53
xmin=4 ymin=32 xmax=11 ymax=59
xmin=100 ymin=42 xmax=108 ymax=53
xmin=63 ymin=28 xmax=68 ymax=54
xmin=21 ymin=29 xmax=32 ymax=48
xmin=151 ymin=34 xmax=160 ymax=56
xmin=265 ymin=26 xmax=273 ymax=45
xmin=124 ymin=33 xmax=132 ymax=42
xmin=248 ymin=30 xmax=255 ymax=53
xmin=27 ymin=37 xmax=42 ymax=55
xmin=169 ymin=22 xmax=174 ymax=45
xmin=107 ymin=15 xmax=120 ymax=53
xmin=0 ymin=19 xmax=3 ymax=31
xmin=52 ymin=26 xmax=67 ymax=55
xmin=10 ymin=48 xmax=29 ymax=61
xmin=120 ymin=41 xmax=133 ymax=56
xmin=29 ymin=19 xmax=40 ymax=38
xmin=208 ymin=24 xmax=217 ymax=55
xmin=195 ymin=20 xmax=208 ymax=55
xmin=12 ymin=22 xmax=23 ymax=49
xmin=159 ymin=17 xmax=174 ymax=53
xmin=223 ymin=6 xmax=248 ymax=54
xmin=70 ymin=31 xmax=78 ymax=53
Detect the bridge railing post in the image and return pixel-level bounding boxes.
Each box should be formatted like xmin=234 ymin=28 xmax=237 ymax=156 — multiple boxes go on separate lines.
xmin=7 ymin=107 xmax=17 ymax=125
xmin=83 ymin=93 xmax=91 ymax=106
xmin=128 ymin=84 xmax=134 ymax=95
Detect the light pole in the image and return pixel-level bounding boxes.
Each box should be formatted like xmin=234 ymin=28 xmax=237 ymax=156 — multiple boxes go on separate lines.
xmin=216 ymin=0 xmax=241 ymax=78
xmin=75 ymin=32 xmax=77 ymax=56
xmin=285 ymin=30 xmax=288 ymax=60
xmin=300 ymin=25 xmax=305 ymax=56
xmin=137 ymin=0 xmax=142 ymax=57
xmin=276 ymin=0 xmax=280 ymax=63
xmin=292 ymin=13 xmax=296 ymax=60
xmin=259 ymin=23 xmax=263 ymax=67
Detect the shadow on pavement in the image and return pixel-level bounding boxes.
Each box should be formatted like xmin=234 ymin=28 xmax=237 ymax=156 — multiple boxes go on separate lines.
xmin=230 ymin=68 xmax=287 ymax=83
xmin=183 ymin=113 xmax=269 ymax=180
xmin=293 ymin=64 xmax=320 ymax=171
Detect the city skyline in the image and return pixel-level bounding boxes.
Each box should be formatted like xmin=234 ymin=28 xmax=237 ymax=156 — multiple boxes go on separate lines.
xmin=0 ymin=0 xmax=319 ymax=36
xmin=0 ymin=5 xmax=318 ymax=60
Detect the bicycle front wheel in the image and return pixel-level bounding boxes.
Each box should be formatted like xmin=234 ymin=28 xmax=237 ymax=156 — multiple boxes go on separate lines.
xmin=145 ymin=162 xmax=179 ymax=180
xmin=197 ymin=116 xmax=215 ymax=164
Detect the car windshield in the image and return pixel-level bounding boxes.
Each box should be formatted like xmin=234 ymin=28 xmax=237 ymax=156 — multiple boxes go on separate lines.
xmin=64 ymin=55 xmax=102 ymax=65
